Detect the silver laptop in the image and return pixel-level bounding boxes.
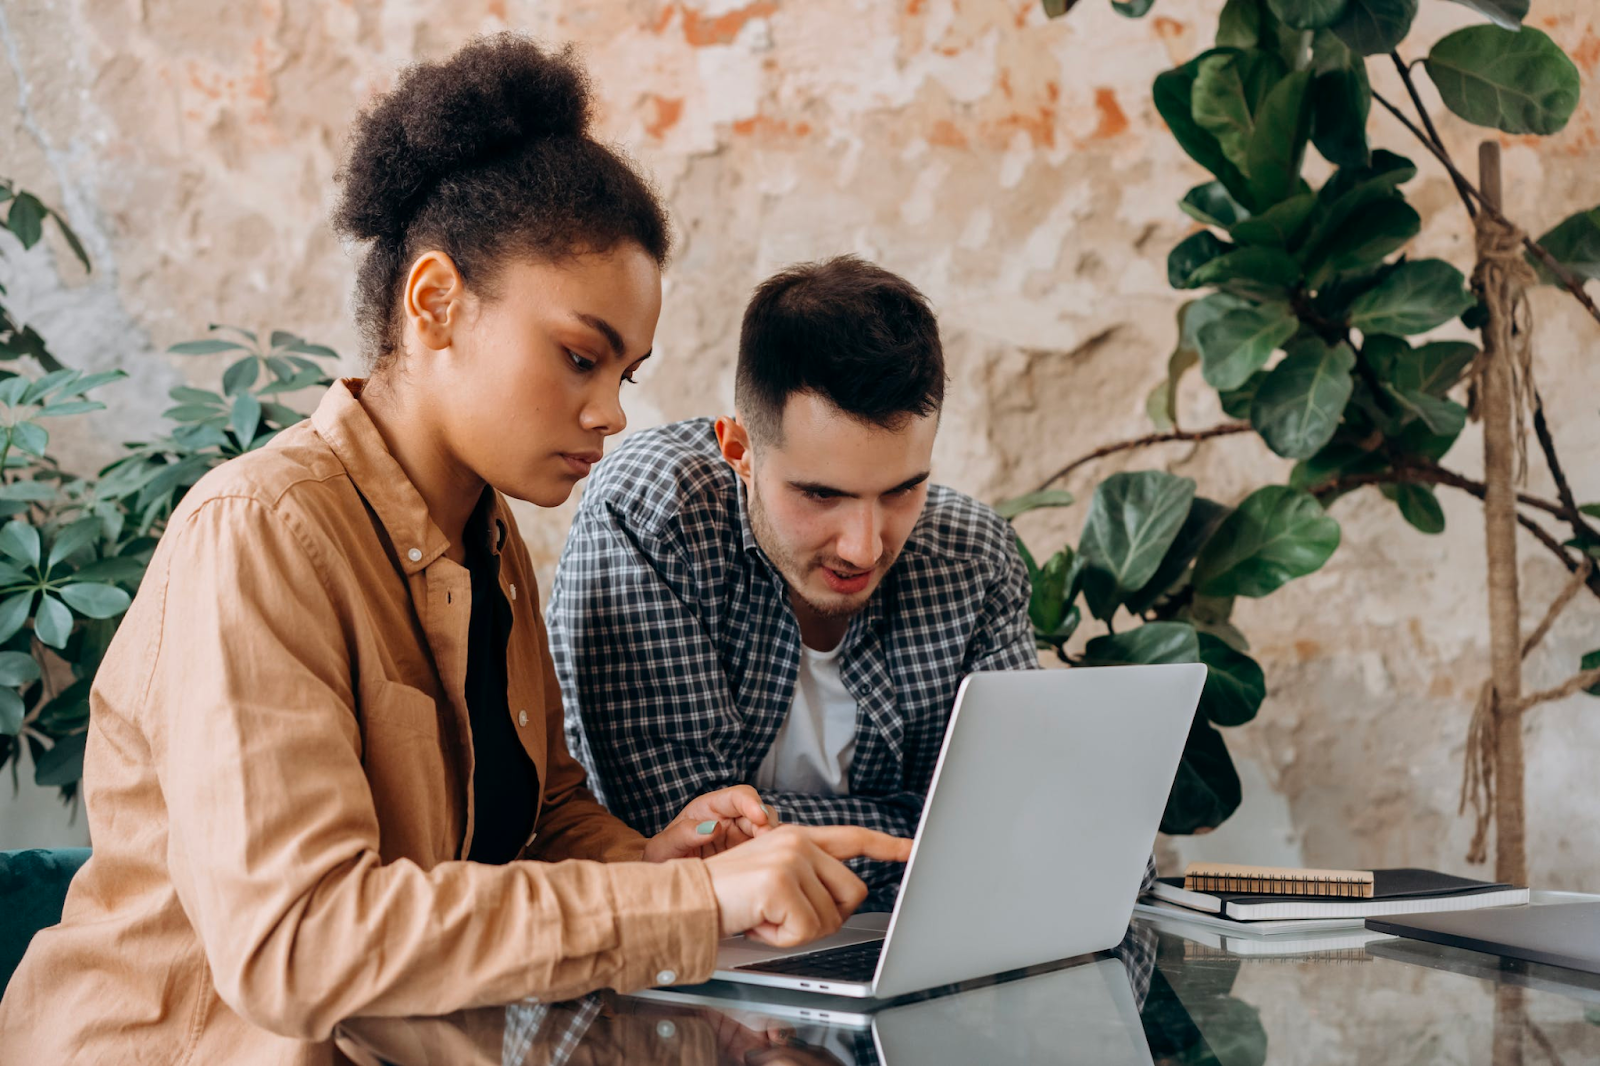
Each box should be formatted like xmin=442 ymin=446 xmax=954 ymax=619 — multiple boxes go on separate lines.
xmin=681 ymin=664 xmax=1204 ymax=1000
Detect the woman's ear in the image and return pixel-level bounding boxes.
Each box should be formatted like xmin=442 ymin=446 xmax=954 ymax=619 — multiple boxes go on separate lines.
xmin=715 ymin=415 xmax=755 ymax=484
xmin=403 ymin=251 xmax=465 ymax=352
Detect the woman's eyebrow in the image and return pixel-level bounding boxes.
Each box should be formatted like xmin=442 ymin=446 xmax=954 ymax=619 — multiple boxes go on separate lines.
xmin=572 ymin=312 xmax=626 ymax=357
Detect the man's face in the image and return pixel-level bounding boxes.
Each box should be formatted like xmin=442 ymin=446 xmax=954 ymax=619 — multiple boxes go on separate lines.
xmin=724 ymin=391 xmax=937 ymax=624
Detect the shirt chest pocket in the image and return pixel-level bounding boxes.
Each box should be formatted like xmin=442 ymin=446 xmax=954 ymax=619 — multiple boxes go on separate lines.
xmin=359 ymin=679 xmax=460 ymax=863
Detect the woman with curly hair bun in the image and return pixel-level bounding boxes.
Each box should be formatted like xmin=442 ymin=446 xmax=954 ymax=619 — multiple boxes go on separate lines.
xmin=0 ymin=35 xmax=908 ymax=1065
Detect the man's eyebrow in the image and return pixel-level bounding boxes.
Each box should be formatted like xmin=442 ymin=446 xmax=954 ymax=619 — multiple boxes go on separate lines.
xmin=788 ymin=471 xmax=930 ymax=498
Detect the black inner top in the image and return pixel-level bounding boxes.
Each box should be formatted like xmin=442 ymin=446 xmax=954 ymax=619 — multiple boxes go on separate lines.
xmin=463 ymin=503 xmax=538 ymax=864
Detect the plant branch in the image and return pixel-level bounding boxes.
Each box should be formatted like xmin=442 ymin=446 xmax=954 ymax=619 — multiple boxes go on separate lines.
xmin=1512 ymin=666 xmax=1600 ymax=713
xmin=1032 ymin=422 xmax=1253 ymax=494
xmin=1522 ymin=559 xmax=1593 ymax=659
xmin=1531 ymin=393 xmax=1600 ymax=542
xmin=1371 ymin=89 xmax=1600 ymax=330
xmin=1389 ymin=52 xmax=1477 ymax=219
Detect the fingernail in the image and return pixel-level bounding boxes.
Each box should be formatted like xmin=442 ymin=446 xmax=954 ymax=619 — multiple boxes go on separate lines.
xmin=696 ymin=820 xmax=717 ymax=835
xmin=763 ymin=805 xmax=777 ymax=822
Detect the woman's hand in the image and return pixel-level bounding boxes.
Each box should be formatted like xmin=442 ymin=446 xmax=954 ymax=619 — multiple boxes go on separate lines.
xmin=704 ymin=825 xmax=913 ymax=947
xmin=642 ymin=785 xmax=779 ymax=862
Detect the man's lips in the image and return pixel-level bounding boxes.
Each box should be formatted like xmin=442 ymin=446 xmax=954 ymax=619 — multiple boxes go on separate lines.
xmin=820 ymin=566 xmax=873 ymax=594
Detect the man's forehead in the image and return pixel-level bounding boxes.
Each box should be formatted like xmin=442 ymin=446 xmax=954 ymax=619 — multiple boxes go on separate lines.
xmin=757 ymin=393 xmax=937 ymax=491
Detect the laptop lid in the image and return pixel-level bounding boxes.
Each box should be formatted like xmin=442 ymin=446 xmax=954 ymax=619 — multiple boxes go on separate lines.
xmin=869 ymin=664 xmax=1204 ymax=998
xmin=1368 ymin=901 xmax=1600 ymax=976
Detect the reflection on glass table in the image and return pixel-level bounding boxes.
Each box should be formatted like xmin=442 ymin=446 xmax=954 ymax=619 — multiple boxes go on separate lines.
xmin=335 ymin=916 xmax=1600 ymax=1065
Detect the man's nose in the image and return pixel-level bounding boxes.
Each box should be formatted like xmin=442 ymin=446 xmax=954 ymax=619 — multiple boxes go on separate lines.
xmin=835 ymin=506 xmax=882 ymax=569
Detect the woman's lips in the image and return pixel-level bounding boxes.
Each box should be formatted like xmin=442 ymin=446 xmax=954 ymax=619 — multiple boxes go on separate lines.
xmin=820 ymin=566 xmax=872 ymax=594
xmin=559 ymin=451 xmax=602 ymax=476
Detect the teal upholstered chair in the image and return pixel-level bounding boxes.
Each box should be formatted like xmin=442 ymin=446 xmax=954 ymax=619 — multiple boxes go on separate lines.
xmin=0 ymin=847 xmax=90 ymax=992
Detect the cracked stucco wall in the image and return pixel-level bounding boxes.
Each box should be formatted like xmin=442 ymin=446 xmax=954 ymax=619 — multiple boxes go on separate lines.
xmin=1 ymin=0 xmax=1597 ymax=908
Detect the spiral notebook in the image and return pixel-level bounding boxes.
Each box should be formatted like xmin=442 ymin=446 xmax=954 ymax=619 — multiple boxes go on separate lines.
xmin=1149 ymin=868 xmax=1528 ymax=922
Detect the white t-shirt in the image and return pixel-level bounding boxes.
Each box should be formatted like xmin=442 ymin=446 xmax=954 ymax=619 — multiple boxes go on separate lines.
xmin=754 ymin=641 xmax=858 ymax=795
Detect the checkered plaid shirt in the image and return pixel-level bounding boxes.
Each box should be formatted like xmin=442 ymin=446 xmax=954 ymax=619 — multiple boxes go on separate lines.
xmin=548 ymin=418 xmax=1155 ymax=904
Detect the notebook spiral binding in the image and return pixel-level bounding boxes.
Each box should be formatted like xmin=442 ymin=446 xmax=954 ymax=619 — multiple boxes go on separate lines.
xmin=1181 ymin=864 xmax=1376 ymax=899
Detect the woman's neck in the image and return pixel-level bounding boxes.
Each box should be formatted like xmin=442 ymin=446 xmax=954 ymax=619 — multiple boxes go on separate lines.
xmin=356 ymin=374 xmax=484 ymax=565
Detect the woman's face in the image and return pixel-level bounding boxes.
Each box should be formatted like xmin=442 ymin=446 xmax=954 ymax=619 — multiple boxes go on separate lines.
xmin=407 ymin=243 xmax=662 ymax=508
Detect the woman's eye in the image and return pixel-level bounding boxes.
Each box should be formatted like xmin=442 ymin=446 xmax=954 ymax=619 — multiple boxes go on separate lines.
xmin=567 ymin=350 xmax=596 ymax=372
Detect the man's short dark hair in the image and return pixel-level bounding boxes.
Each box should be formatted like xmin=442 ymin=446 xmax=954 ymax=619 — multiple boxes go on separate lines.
xmin=735 ymin=255 xmax=946 ymax=443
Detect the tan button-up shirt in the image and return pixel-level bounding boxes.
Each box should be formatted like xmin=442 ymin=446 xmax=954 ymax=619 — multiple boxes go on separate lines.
xmin=0 ymin=381 xmax=719 ymax=1065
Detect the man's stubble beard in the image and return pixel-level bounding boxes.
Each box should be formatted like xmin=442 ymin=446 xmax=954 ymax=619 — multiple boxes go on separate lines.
xmin=745 ymin=476 xmax=895 ymax=622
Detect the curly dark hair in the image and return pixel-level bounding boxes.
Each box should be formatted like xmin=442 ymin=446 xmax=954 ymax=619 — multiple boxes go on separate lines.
xmin=332 ymin=34 xmax=671 ymax=368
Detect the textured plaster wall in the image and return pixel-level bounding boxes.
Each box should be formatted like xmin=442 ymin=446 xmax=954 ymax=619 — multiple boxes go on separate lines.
xmin=0 ymin=0 xmax=1596 ymax=893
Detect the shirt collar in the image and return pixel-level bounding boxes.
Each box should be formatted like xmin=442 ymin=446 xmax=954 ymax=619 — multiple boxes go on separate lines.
xmin=311 ymin=379 xmax=507 ymax=575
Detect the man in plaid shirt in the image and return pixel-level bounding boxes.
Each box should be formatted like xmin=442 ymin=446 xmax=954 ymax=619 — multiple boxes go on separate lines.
xmin=549 ymin=256 xmax=1153 ymax=907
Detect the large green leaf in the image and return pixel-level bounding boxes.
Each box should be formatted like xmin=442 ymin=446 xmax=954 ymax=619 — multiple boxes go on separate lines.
xmin=34 ymin=731 xmax=86 ymax=788
xmin=1311 ymin=63 xmax=1372 ymax=169
xmin=0 ymin=591 xmax=35 ymax=644
xmin=1250 ymin=337 xmax=1356 ymax=460
xmin=1079 ymin=472 xmax=1198 ymax=621
xmin=1442 ymin=0 xmax=1526 ymax=30
xmin=1382 ymin=384 xmax=1467 ymax=437
xmin=1384 ymin=483 xmax=1446 ymax=534
xmin=0 ymin=520 xmax=41 ymax=568
xmin=1190 ymin=247 xmax=1303 ymax=299
xmin=58 ymin=582 xmax=132 ymax=619
xmin=1082 ymin=621 xmax=1201 ymax=666
xmin=1219 ymin=370 xmax=1269 ymax=419
xmin=1377 ymin=338 xmax=1478 ymax=396
xmin=1123 ymin=497 xmax=1233 ymax=615
xmin=1347 ymin=259 xmax=1474 ymax=335
xmin=1331 ymin=0 xmax=1417 ymax=56
xmin=33 ymin=593 xmax=72 ymax=649
xmin=5 ymin=193 xmax=45 ymax=249
xmin=1304 ymin=198 xmax=1420 ymax=285
xmin=1162 ymin=717 xmax=1243 ymax=834
xmin=0 ymin=688 xmax=22 ymax=737
xmin=221 ymin=356 xmax=261 ymax=397
xmin=1424 ymin=26 xmax=1580 ymax=136
xmin=1155 ymin=51 xmax=1255 ymax=207
xmin=0 ymin=650 xmax=40 ymax=687
xmin=1181 ymin=182 xmax=1251 ymax=229
xmin=1112 ymin=0 xmax=1156 ymax=16
xmin=1268 ymin=0 xmax=1348 ymax=30
xmin=1193 ymin=52 xmax=1281 ymax=175
xmin=1246 ymin=70 xmax=1313 ymax=209
xmin=1026 ymin=545 xmax=1085 ymax=639
xmin=1198 ymin=301 xmax=1299 ymax=390
xmin=1582 ymin=649 xmax=1600 ymax=697
xmin=1230 ymin=193 xmax=1316 ymax=248
xmin=1216 ymin=0 xmax=1261 ymax=48
xmin=168 ymin=339 xmax=251 ymax=356
xmin=1150 ymin=296 xmax=1251 ymax=428
xmin=1193 ymin=485 xmax=1341 ymax=597
xmin=1531 ymin=207 xmax=1600 ymax=284
xmin=47 ymin=517 xmax=102 ymax=570
xmin=995 ymin=490 xmax=1076 ymax=520
xmin=1197 ymin=632 xmax=1267 ymax=726
xmin=1169 ymin=231 xmax=1232 ymax=288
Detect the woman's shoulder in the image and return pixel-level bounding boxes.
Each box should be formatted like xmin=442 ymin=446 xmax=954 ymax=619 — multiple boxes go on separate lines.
xmin=167 ymin=419 xmax=357 ymax=537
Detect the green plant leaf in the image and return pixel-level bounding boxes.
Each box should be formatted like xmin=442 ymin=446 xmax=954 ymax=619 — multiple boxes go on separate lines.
xmin=1246 ymin=70 xmax=1313 ymax=209
xmin=1331 ymin=0 xmax=1417 ymax=56
xmin=34 ymin=731 xmax=85 ymax=787
xmin=1443 ymin=0 xmax=1526 ymax=30
xmin=1182 ymin=182 xmax=1251 ymax=229
xmin=0 ymin=591 xmax=34 ymax=643
xmin=23 ymin=368 xmax=78 ymax=404
xmin=282 ymin=341 xmax=339 ymax=360
xmin=1220 ymin=369 xmax=1270 ymax=418
xmin=67 ymin=556 xmax=147 ymax=585
xmin=36 ymin=400 xmax=102 ymax=417
xmin=1112 ymin=0 xmax=1155 ymax=14
xmin=11 ymin=420 xmax=46 ymax=457
xmin=1268 ymin=0 xmax=1348 ymax=29
xmin=1197 ymin=631 xmax=1266 ymax=726
xmin=1191 ymin=247 xmax=1303 ymax=299
xmin=1347 ymin=259 xmax=1474 ymax=335
xmin=1425 ymin=25 xmax=1580 ymax=135
xmin=1250 ymin=337 xmax=1356 ymax=459
xmin=1579 ymin=504 xmax=1600 ymax=519
xmin=46 ymin=517 xmax=101 ymax=569
xmin=996 ymin=490 xmax=1076 ymax=520
xmin=5 ymin=192 xmax=46 ymax=249
xmin=1082 ymin=621 xmax=1201 ymax=666
xmin=1387 ymin=339 xmax=1478 ymax=395
xmin=1124 ymin=497 xmax=1233 ymax=615
xmin=1193 ymin=485 xmax=1341 ymax=597
xmin=163 ymin=403 xmax=227 ymax=423
xmin=0 ymin=688 xmax=22 ymax=736
xmin=221 ymin=356 xmax=261 ymax=397
xmin=231 ymin=392 xmax=263 ymax=445
xmin=1198 ymin=301 xmax=1299 ymax=390
xmin=1169 ymin=230 xmax=1232 ymax=288
xmin=58 ymin=582 xmax=132 ymax=619
xmin=1386 ymin=482 xmax=1446 ymax=533
xmin=58 ymin=369 xmax=126 ymax=397
xmin=1151 ymin=297 xmax=1248 ymax=428
xmin=1531 ymin=207 xmax=1600 ymax=284
xmin=1079 ymin=471 xmax=1198 ymax=620
xmin=1582 ymin=649 xmax=1600 ymax=697
xmin=0 ymin=650 xmax=40 ymax=686
xmin=1161 ymin=717 xmax=1243 ymax=834
xmin=168 ymin=386 xmax=225 ymax=406
xmin=1193 ymin=52 xmax=1281 ymax=175
xmin=1231 ymin=193 xmax=1315 ymax=248
xmin=33 ymin=593 xmax=72 ymax=648
xmin=1311 ymin=63 xmax=1372 ymax=169
xmin=1155 ymin=51 xmax=1255 ymax=207
xmin=1304 ymin=198 xmax=1420 ymax=284
xmin=0 ymin=480 xmax=58 ymax=502
xmin=0 ymin=521 xmax=41 ymax=568
xmin=1029 ymin=547 xmax=1085 ymax=636
xmin=168 ymin=339 xmax=251 ymax=356
xmin=45 ymin=206 xmax=90 ymax=273
xmin=0 ymin=376 xmax=30 ymax=406
xmin=1383 ymin=384 xmax=1468 ymax=437
xmin=1217 ymin=0 xmax=1261 ymax=48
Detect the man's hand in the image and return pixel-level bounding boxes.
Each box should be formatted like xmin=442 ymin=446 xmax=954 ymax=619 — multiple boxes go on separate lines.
xmin=642 ymin=785 xmax=779 ymax=862
xmin=704 ymin=825 xmax=913 ymax=947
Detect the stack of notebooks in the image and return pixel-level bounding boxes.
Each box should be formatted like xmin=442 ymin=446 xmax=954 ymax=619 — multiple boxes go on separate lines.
xmin=1137 ymin=862 xmax=1530 ymax=938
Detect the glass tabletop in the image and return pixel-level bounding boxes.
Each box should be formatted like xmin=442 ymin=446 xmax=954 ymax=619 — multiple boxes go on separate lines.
xmin=336 ymin=917 xmax=1600 ymax=1065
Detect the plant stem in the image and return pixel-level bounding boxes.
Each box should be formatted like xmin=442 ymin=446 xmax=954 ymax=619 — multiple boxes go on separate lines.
xmin=1389 ymin=52 xmax=1477 ymax=219
xmin=1032 ymin=422 xmax=1253 ymax=494
xmin=1531 ymin=395 xmax=1600 ymax=542
xmin=1370 ymin=89 xmax=1600 ymax=330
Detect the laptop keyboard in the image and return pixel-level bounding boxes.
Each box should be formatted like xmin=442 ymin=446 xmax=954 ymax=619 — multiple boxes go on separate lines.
xmin=734 ymin=938 xmax=885 ymax=981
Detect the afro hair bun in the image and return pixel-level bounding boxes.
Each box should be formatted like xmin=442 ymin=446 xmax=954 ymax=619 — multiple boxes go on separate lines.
xmin=333 ymin=34 xmax=594 ymax=243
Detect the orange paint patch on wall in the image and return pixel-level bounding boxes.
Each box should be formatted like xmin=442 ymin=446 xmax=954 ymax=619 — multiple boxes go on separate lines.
xmin=1570 ymin=29 xmax=1600 ymax=72
xmin=1090 ymin=87 xmax=1128 ymax=139
xmin=1152 ymin=16 xmax=1185 ymax=40
xmin=928 ymin=118 xmax=968 ymax=148
xmin=680 ymin=0 xmax=778 ymax=47
xmin=993 ymin=107 xmax=1056 ymax=149
xmin=486 ymin=0 xmax=507 ymax=20
xmin=644 ymin=95 xmax=684 ymax=139
xmin=1293 ymin=639 xmax=1322 ymax=661
xmin=730 ymin=114 xmax=812 ymax=141
xmin=906 ymin=0 xmax=925 ymax=14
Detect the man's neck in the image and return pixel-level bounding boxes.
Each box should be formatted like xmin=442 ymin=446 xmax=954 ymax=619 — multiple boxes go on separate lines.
xmin=789 ymin=591 xmax=850 ymax=652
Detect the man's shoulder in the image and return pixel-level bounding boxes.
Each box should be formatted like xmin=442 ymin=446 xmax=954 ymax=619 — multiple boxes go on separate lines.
xmin=904 ymin=485 xmax=1018 ymax=569
xmin=579 ymin=418 xmax=738 ymax=537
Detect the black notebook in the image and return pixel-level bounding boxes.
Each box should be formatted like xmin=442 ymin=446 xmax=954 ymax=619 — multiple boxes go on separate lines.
xmin=1148 ymin=868 xmax=1529 ymax=921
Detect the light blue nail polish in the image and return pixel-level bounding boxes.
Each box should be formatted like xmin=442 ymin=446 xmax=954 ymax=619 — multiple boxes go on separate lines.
xmin=696 ymin=820 xmax=717 ymax=835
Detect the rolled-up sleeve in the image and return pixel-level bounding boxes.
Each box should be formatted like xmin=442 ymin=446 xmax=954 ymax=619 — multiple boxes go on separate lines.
xmin=146 ymin=496 xmax=717 ymax=1041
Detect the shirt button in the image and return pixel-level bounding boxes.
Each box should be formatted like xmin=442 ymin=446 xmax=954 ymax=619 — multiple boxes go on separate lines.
xmin=509 ymin=582 xmax=517 ymax=601
xmin=407 ymin=548 xmax=422 ymax=562
xmin=655 ymin=970 xmax=676 ymax=985
xmin=518 ymin=710 xmax=529 ymax=727
xmin=656 ymin=1021 xmax=677 ymax=1039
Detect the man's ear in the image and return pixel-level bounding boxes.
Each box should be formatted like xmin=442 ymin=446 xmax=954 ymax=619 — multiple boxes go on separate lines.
xmin=403 ymin=251 xmax=466 ymax=353
xmin=715 ymin=415 xmax=754 ymax=485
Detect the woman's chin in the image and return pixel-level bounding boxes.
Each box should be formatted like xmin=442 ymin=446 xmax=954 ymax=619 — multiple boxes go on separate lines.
xmin=503 ymin=476 xmax=579 ymax=510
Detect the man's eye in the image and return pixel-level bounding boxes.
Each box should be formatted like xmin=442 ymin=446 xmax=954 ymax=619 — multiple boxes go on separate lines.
xmin=567 ymin=350 xmax=596 ymax=372
xmin=803 ymin=490 xmax=837 ymax=502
